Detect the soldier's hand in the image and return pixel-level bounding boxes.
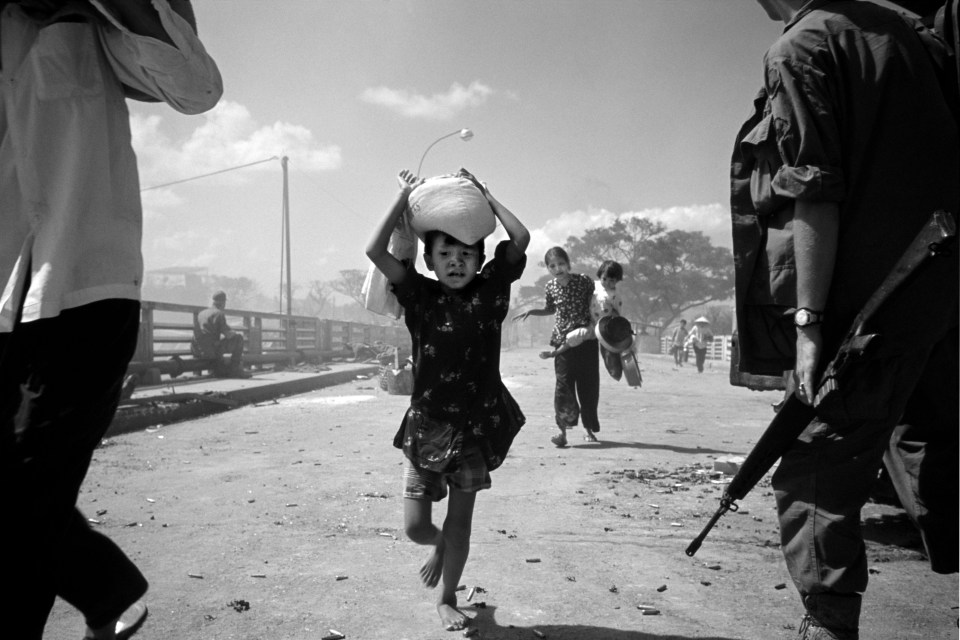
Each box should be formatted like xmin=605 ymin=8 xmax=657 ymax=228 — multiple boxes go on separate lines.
xmin=793 ymin=326 xmax=822 ymax=405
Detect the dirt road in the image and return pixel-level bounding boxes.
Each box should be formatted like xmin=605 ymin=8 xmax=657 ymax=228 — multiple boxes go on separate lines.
xmin=45 ymin=349 xmax=958 ymax=640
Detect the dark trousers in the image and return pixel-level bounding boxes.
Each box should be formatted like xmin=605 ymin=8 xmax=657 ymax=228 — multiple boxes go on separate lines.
xmin=1 ymin=300 xmax=148 ymax=639
xmin=692 ymin=346 xmax=707 ymax=372
xmin=554 ymin=338 xmax=600 ymax=432
xmin=772 ymin=326 xmax=958 ymax=629
xmin=214 ymin=333 xmax=244 ymax=376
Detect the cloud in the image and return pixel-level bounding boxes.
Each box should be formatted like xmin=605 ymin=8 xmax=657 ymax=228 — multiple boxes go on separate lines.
xmin=512 ymin=204 xmax=732 ymax=285
xmin=151 ymin=229 xmax=226 ymax=264
xmin=132 ymin=100 xmax=341 ymax=192
xmin=359 ymin=81 xmax=493 ymax=120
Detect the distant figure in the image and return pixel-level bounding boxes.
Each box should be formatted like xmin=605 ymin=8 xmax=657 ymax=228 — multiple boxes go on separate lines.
xmin=684 ymin=316 xmax=713 ymax=373
xmin=0 ymin=1 xmax=222 ymax=639
xmin=669 ymin=319 xmax=689 ymax=367
xmin=195 ymin=291 xmax=250 ymax=378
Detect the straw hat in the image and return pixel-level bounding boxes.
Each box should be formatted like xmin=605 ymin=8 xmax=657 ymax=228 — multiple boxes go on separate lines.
xmin=693 ymin=316 xmax=710 ymax=324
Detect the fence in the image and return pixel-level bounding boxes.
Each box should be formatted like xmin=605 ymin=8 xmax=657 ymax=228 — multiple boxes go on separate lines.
xmin=659 ymin=334 xmax=733 ymax=361
xmin=128 ymin=300 xmax=409 ymax=379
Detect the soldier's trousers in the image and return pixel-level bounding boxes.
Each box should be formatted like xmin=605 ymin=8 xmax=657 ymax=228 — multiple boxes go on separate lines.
xmin=772 ymin=326 xmax=958 ymax=624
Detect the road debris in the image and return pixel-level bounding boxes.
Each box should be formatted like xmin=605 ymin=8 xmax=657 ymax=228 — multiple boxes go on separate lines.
xmin=227 ymin=599 xmax=249 ymax=612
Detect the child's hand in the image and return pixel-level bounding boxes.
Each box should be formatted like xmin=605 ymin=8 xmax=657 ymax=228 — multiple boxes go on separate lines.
xmin=397 ymin=169 xmax=423 ymax=192
xmin=512 ymin=311 xmax=530 ymax=322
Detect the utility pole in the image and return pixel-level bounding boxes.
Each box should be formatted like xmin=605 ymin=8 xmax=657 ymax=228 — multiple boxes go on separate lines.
xmin=281 ymin=155 xmax=291 ymax=318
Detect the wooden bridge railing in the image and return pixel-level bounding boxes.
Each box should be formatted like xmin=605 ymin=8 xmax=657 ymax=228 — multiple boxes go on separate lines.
xmin=128 ymin=300 xmax=409 ymax=379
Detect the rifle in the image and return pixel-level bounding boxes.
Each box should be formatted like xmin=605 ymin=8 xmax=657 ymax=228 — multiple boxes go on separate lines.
xmin=686 ymin=209 xmax=957 ymax=557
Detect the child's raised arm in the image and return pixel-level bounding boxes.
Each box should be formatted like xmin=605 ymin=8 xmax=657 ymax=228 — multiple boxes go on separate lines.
xmin=365 ymin=170 xmax=421 ymax=285
xmin=484 ymin=189 xmax=530 ymax=265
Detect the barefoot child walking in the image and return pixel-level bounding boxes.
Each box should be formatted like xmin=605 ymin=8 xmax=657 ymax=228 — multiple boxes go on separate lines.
xmin=365 ymin=169 xmax=529 ymax=632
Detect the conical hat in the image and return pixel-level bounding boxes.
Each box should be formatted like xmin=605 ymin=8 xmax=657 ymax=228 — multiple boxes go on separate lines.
xmin=693 ymin=316 xmax=710 ymax=324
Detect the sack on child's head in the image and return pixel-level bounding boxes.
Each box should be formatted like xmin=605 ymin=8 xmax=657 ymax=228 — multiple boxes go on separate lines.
xmin=408 ymin=168 xmax=496 ymax=245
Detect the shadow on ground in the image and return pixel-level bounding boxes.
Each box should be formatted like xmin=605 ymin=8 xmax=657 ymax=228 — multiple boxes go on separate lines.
xmin=581 ymin=439 xmax=742 ymax=456
xmin=468 ymin=605 xmax=743 ymax=640
xmin=862 ymin=512 xmax=924 ymax=549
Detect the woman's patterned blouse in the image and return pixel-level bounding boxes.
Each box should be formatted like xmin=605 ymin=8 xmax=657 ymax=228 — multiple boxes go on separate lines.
xmin=544 ymin=273 xmax=594 ymax=348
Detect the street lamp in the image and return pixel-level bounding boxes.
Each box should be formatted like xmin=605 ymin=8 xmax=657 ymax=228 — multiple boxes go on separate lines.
xmin=416 ymin=128 xmax=474 ymax=178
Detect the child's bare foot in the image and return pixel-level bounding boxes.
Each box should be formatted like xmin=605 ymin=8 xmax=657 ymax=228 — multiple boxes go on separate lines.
xmin=419 ymin=541 xmax=445 ymax=588
xmin=538 ymin=350 xmax=555 ymax=359
xmin=437 ymin=597 xmax=470 ymax=631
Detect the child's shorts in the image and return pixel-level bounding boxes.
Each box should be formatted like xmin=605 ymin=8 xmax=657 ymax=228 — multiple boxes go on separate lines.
xmin=403 ymin=445 xmax=491 ymax=502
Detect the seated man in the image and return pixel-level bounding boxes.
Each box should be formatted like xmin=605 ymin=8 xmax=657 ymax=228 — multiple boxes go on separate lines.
xmin=194 ymin=291 xmax=250 ymax=378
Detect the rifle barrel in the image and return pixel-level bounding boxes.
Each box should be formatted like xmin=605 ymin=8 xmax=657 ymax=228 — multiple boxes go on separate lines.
xmin=686 ymin=396 xmax=815 ymax=556
xmin=686 ymin=494 xmax=734 ymax=557
xmin=726 ymin=396 xmax=815 ymax=501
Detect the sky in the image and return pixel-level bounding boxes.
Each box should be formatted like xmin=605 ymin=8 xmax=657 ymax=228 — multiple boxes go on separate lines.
xmin=132 ymin=0 xmax=789 ymax=299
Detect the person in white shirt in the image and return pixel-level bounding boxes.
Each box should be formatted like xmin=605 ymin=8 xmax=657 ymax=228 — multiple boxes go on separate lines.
xmin=591 ymin=259 xmax=624 ymax=321
xmin=0 ymin=2 xmax=221 ymax=638
xmin=684 ymin=316 xmax=714 ymax=373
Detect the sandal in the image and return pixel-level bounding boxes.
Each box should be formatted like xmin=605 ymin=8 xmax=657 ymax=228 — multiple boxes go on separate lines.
xmin=116 ymin=601 xmax=148 ymax=640
xmin=583 ymin=430 xmax=599 ymax=443
xmin=550 ymin=433 xmax=568 ymax=447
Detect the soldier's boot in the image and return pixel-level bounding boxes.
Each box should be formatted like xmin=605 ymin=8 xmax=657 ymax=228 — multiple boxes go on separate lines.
xmin=798 ymin=594 xmax=860 ymax=640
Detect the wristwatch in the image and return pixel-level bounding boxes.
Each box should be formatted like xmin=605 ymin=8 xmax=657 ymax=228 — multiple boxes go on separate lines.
xmin=794 ymin=307 xmax=824 ymax=327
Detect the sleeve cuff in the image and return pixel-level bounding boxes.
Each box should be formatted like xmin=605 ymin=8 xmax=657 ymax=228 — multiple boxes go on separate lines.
xmin=90 ymin=0 xmax=223 ymax=114
xmin=772 ymin=164 xmax=845 ymax=202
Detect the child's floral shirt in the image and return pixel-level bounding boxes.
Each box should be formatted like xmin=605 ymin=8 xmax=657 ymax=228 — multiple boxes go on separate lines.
xmin=391 ymin=241 xmax=526 ymax=470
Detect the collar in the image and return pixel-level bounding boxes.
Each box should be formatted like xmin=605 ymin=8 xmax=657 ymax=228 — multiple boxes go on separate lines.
xmin=784 ymin=0 xmax=833 ymax=32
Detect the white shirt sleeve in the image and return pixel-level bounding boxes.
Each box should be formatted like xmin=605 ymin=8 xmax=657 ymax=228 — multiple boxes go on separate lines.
xmin=89 ymin=0 xmax=222 ymax=114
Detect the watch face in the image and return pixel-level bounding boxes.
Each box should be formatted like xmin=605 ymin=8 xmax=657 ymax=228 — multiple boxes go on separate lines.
xmin=795 ymin=309 xmax=810 ymax=326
